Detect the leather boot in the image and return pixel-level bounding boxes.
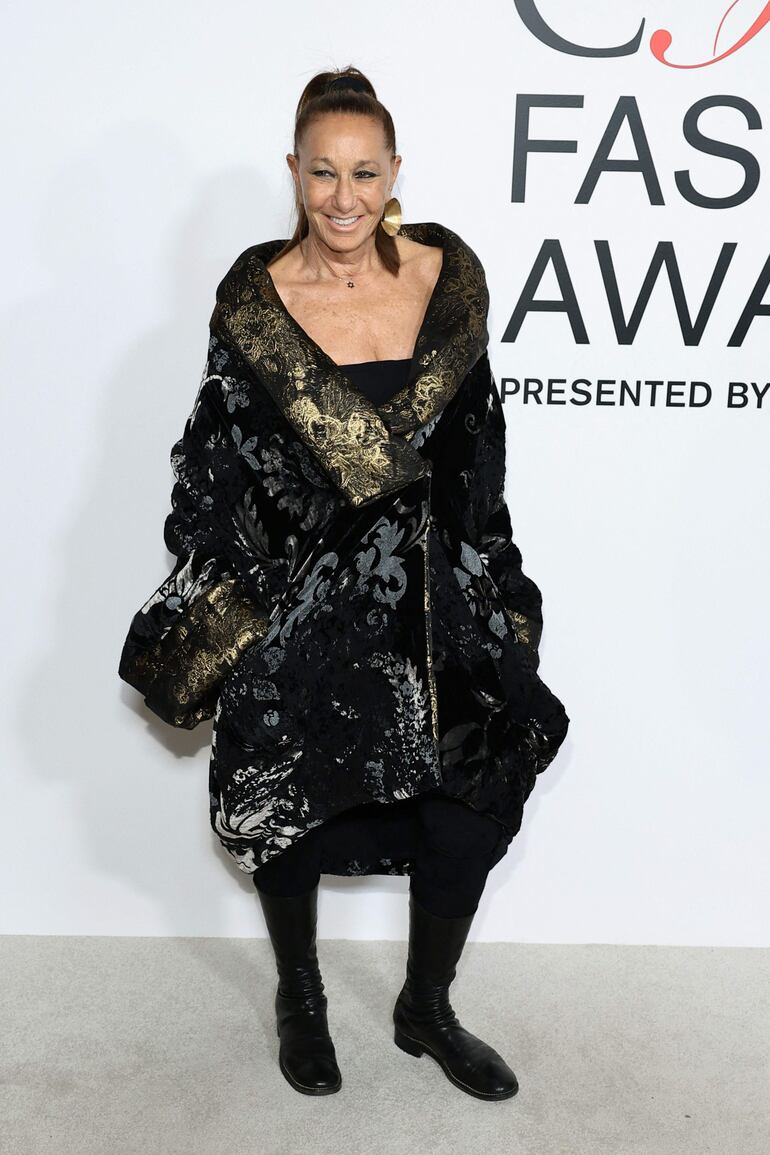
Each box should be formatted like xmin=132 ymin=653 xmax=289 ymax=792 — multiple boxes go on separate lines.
xmin=255 ymin=884 xmax=342 ymax=1095
xmin=393 ymin=889 xmax=518 ymax=1101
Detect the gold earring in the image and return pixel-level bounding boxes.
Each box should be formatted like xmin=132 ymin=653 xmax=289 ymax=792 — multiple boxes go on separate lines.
xmin=380 ymin=196 xmax=402 ymax=236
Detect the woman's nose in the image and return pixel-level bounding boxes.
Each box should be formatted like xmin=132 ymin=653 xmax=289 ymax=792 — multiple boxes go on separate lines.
xmin=331 ymin=179 xmax=358 ymax=209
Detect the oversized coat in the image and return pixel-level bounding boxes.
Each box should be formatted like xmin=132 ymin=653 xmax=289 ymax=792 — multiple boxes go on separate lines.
xmin=119 ymin=221 xmax=570 ymax=878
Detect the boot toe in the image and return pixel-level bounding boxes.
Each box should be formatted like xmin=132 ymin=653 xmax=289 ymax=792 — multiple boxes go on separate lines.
xmin=444 ymin=1048 xmax=516 ymax=1099
xmin=483 ymin=1058 xmax=518 ymax=1097
xmin=281 ymin=1052 xmax=342 ymax=1094
xmin=467 ymin=1042 xmax=519 ymax=1098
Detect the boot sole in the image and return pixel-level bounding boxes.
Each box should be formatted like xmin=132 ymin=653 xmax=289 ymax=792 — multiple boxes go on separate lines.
xmin=393 ymin=1028 xmax=518 ymax=1101
xmin=277 ymin=1025 xmax=342 ymax=1096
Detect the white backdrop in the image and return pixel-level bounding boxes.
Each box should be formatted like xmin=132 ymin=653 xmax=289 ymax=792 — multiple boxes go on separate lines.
xmin=2 ymin=1 xmax=768 ymax=944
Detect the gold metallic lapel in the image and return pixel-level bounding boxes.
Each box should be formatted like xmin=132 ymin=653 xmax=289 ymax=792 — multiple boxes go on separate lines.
xmin=377 ymin=223 xmax=490 ymax=436
xmin=209 ymin=221 xmax=489 ymax=507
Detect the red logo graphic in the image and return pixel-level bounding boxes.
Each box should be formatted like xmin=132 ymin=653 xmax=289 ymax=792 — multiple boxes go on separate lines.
xmin=514 ymin=1 xmax=770 ymax=67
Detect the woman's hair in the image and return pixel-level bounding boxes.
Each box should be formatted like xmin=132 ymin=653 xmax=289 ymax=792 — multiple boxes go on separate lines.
xmin=268 ymin=66 xmax=401 ymax=276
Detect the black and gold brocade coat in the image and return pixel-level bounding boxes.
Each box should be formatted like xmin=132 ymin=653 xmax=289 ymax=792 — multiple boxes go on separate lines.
xmin=119 ymin=221 xmax=570 ymax=876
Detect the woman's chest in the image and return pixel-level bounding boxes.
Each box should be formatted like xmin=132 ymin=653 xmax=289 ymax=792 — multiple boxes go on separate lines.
xmin=279 ymin=257 xmax=440 ymax=364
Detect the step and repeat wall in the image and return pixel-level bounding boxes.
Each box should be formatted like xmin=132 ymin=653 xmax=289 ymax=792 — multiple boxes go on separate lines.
xmin=3 ymin=1 xmax=767 ymax=943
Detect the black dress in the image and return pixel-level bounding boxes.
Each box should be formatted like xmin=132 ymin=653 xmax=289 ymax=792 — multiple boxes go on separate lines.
xmin=337 ymin=356 xmax=414 ymax=405
xmin=252 ymin=357 xmax=507 ymax=915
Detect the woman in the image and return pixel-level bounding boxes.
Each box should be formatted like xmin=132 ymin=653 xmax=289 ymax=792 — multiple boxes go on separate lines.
xmin=119 ymin=67 xmax=570 ymax=1101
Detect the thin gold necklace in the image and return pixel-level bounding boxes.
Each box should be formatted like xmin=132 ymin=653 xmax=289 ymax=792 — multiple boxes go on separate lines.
xmin=300 ymin=234 xmax=380 ymax=289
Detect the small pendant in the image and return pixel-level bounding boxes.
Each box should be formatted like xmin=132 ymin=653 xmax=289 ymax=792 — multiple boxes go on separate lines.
xmin=346 ymin=280 xmax=355 ymax=288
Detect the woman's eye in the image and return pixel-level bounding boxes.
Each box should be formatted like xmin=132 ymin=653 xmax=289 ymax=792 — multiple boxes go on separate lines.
xmin=312 ymin=170 xmax=377 ymax=179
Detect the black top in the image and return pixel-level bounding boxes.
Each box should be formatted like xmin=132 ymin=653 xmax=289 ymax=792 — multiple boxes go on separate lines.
xmin=336 ymin=357 xmax=411 ymax=405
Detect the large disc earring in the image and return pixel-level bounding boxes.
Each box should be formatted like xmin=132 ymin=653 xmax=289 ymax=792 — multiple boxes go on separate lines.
xmin=380 ymin=196 xmax=402 ymax=236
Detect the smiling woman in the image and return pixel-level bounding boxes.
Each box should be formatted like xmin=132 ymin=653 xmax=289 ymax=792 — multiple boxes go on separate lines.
xmin=118 ymin=65 xmax=570 ymax=1103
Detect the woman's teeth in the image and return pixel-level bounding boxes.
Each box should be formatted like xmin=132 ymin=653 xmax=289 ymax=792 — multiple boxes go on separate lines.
xmin=328 ymin=215 xmax=360 ymax=225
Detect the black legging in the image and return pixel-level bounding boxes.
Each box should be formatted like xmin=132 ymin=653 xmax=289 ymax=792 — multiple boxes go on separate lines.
xmin=252 ymin=793 xmax=502 ymax=919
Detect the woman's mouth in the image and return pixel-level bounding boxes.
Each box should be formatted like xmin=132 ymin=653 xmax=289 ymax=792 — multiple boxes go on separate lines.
xmin=326 ymin=214 xmax=363 ymax=230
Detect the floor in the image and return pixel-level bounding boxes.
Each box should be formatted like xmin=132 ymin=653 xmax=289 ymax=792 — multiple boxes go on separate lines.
xmin=2 ymin=936 xmax=767 ymax=1154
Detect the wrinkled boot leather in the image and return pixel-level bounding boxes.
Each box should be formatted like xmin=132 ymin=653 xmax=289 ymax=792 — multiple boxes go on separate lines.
xmin=393 ymin=889 xmax=518 ymax=1101
xmin=256 ymin=884 xmax=341 ymax=1095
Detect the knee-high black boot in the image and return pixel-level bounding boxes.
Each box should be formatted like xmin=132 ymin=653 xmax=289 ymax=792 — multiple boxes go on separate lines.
xmin=255 ymin=884 xmax=342 ymax=1095
xmin=393 ymin=889 xmax=518 ymax=1101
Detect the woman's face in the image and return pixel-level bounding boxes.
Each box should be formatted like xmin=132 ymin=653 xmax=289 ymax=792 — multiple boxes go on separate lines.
xmin=289 ymin=113 xmax=401 ymax=251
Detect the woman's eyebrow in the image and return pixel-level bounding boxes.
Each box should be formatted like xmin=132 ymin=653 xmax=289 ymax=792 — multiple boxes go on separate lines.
xmin=309 ymin=156 xmax=381 ymax=165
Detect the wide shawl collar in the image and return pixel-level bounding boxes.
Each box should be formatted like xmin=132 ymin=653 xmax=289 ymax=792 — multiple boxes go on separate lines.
xmin=208 ymin=221 xmax=490 ymax=507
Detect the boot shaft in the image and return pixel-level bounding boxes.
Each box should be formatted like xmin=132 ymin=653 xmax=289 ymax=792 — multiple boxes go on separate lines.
xmin=405 ymin=889 xmax=475 ymax=987
xmin=256 ymin=884 xmax=323 ymax=994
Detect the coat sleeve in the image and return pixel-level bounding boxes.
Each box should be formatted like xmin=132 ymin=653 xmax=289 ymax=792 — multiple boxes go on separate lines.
xmin=162 ymin=341 xmax=276 ymax=609
xmin=118 ymin=336 xmax=276 ymax=728
xmin=473 ymin=364 xmax=545 ymax=673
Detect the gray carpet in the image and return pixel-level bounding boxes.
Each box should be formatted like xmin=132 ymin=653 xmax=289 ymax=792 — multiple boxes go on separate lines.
xmin=2 ymin=936 xmax=767 ymax=1154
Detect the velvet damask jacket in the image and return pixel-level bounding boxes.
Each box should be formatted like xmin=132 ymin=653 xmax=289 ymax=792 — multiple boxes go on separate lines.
xmin=118 ymin=221 xmax=570 ymax=877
